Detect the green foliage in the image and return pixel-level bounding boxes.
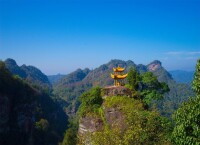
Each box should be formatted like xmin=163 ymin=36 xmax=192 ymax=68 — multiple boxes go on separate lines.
xmin=172 ymin=96 xmax=200 ymax=144
xmin=4 ymin=58 xmax=52 ymax=92
xmin=53 ymin=59 xmax=136 ymax=116
xmin=78 ymin=87 xmax=103 ymax=117
xmin=172 ymin=59 xmax=200 ymax=145
xmin=155 ymin=81 xmax=194 ymax=118
xmin=53 ymin=68 xmax=92 ymax=116
xmin=126 ymin=67 xmax=169 ymax=107
xmin=52 ymin=59 xmax=193 ymax=119
xmin=62 ymin=128 xmax=77 ymax=145
xmin=35 ymin=118 xmax=49 ymax=131
xmin=82 ymin=96 xmax=172 ymax=145
xmin=192 ymin=59 xmax=200 ymax=95
xmin=0 ymin=61 xmax=68 ymax=145
xmin=127 ymin=67 xmax=140 ymax=90
xmin=62 ymin=119 xmax=78 ymax=145
xmin=140 ymin=72 xmax=169 ymax=107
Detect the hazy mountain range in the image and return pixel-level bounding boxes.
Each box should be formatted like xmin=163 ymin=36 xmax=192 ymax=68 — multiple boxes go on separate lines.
xmin=1 ymin=58 xmax=195 ymax=144
xmin=48 ymin=59 xmax=194 ymax=117
xmin=169 ymin=70 xmax=194 ymax=84
xmin=3 ymin=58 xmax=194 ymax=118
xmin=48 ymin=63 xmax=195 ymax=85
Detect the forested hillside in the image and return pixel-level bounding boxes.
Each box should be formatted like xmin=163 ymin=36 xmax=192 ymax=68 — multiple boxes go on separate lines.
xmin=0 ymin=61 xmax=68 ymax=145
xmin=48 ymin=74 xmax=65 ymax=84
xmin=63 ymin=59 xmax=200 ymax=145
xmin=146 ymin=60 xmax=194 ymax=117
xmin=0 ymin=58 xmax=198 ymax=145
xmin=5 ymin=58 xmax=52 ymax=92
xmin=53 ymin=59 xmax=194 ymax=118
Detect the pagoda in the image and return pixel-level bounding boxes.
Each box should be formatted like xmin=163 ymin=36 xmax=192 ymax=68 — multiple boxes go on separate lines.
xmin=111 ymin=66 xmax=128 ymax=86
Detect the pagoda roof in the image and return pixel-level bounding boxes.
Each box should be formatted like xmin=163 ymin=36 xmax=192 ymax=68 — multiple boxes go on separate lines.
xmin=113 ymin=66 xmax=125 ymax=72
xmin=111 ymin=73 xmax=128 ymax=79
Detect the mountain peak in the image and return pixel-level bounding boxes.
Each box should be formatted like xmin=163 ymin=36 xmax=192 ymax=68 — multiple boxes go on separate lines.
xmin=147 ymin=60 xmax=162 ymax=72
xmin=4 ymin=58 xmax=52 ymax=90
xmin=5 ymin=58 xmax=18 ymax=66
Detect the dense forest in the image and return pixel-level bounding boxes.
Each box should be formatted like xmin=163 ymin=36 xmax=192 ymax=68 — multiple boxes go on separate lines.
xmin=0 ymin=60 xmax=68 ymax=145
xmin=0 ymin=58 xmax=199 ymax=145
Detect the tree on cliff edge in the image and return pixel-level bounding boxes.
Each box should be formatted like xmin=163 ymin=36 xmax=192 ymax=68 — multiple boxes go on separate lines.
xmin=127 ymin=67 xmax=169 ymax=108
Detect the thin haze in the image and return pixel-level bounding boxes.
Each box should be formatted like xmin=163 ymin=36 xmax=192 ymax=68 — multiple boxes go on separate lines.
xmin=0 ymin=0 xmax=200 ymax=75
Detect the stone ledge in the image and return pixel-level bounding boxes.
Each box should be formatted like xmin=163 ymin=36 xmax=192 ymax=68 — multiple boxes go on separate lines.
xmin=102 ymin=86 xmax=131 ymax=98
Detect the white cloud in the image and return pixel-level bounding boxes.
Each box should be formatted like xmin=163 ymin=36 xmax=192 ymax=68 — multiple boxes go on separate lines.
xmin=165 ymin=51 xmax=185 ymax=55
xmin=188 ymin=51 xmax=200 ymax=55
xmin=166 ymin=51 xmax=200 ymax=56
xmin=185 ymin=57 xmax=197 ymax=60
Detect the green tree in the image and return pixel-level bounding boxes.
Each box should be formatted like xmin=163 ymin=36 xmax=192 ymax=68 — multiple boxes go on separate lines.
xmin=172 ymin=59 xmax=200 ymax=145
xmin=192 ymin=59 xmax=200 ymax=95
xmin=127 ymin=67 xmax=140 ymax=90
xmin=127 ymin=68 xmax=169 ymax=107
xmin=62 ymin=128 xmax=77 ymax=145
xmin=78 ymin=87 xmax=103 ymax=117
xmin=141 ymin=72 xmax=169 ymax=107
xmin=62 ymin=118 xmax=78 ymax=145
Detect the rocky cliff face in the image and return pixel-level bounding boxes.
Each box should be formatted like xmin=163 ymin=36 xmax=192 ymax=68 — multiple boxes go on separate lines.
xmin=78 ymin=106 xmax=125 ymax=137
xmin=102 ymin=86 xmax=131 ymax=98
xmin=78 ymin=87 xmax=128 ymax=139
xmin=147 ymin=60 xmax=173 ymax=84
xmin=78 ymin=86 xmax=130 ymax=137
xmin=78 ymin=116 xmax=103 ymax=135
xmin=104 ymin=107 xmax=126 ymax=130
xmin=147 ymin=60 xmax=162 ymax=72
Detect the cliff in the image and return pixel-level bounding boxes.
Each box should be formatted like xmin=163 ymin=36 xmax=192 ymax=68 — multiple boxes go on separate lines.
xmin=102 ymin=86 xmax=131 ymax=97
xmin=77 ymin=88 xmax=171 ymax=145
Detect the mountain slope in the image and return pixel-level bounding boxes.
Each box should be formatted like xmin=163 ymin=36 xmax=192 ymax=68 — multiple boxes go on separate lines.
xmin=53 ymin=68 xmax=91 ymax=115
xmin=53 ymin=59 xmax=138 ymax=115
xmin=4 ymin=58 xmax=52 ymax=91
xmin=0 ymin=61 xmax=68 ymax=145
xmin=147 ymin=60 xmax=174 ymax=84
xmin=147 ymin=61 xmax=194 ymax=117
xmin=48 ymin=74 xmax=65 ymax=84
xmin=53 ymin=59 xmax=194 ymax=118
xmin=83 ymin=59 xmax=136 ymax=87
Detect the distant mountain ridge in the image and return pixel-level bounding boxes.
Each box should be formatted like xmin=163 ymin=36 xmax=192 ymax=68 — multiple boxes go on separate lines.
xmin=169 ymin=70 xmax=194 ymax=84
xmin=53 ymin=59 xmax=194 ymax=117
xmin=4 ymin=58 xmax=52 ymax=91
xmin=48 ymin=74 xmax=65 ymax=84
xmin=3 ymin=58 xmax=194 ymax=118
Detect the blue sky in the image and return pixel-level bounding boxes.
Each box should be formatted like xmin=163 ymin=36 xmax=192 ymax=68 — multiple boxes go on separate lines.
xmin=0 ymin=0 xmax=200 ymax=75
